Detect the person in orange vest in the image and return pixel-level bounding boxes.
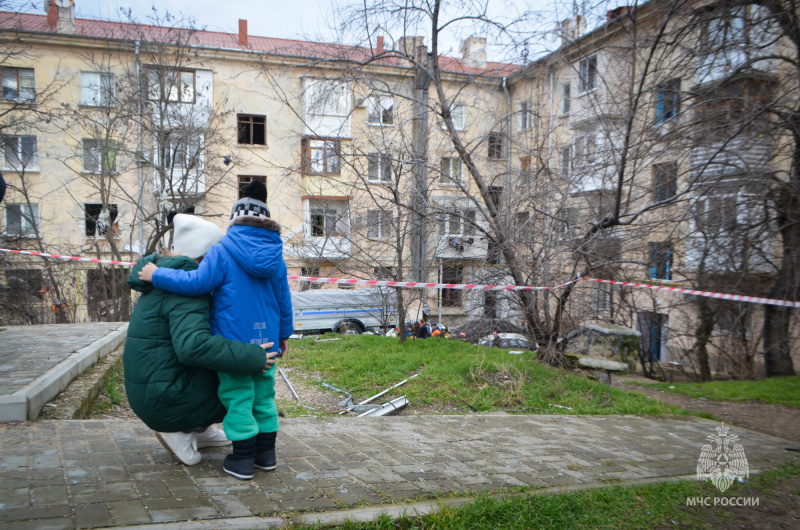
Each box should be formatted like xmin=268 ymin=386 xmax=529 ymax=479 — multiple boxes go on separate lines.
xmin=430 ymin=324 xmax=441 ymax=337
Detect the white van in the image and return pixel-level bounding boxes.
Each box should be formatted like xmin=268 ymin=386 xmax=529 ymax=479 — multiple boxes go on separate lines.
xmin=291 ymin=289 xmax=396 ymax=334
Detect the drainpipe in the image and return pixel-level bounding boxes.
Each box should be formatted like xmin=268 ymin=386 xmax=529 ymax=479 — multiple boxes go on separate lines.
xmin=135 ymin=40 xmax=144 ymax=256
xmin=502 ymin=77 xmax=512 ymax=231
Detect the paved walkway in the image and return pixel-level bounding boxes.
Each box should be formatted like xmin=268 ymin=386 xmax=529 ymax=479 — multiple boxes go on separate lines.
xmin=0 ymin=414 xmax=795 ymax=529
xmin=0 ymin=324 xmax=128 ymax=422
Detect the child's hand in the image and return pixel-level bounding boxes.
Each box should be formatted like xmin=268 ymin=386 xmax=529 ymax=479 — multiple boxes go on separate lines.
xmin=139 ymin=263 xmax=158 ymax=282
xmin=279 ymin=338 xmax=289 ymax=357
xmin=260 ymin=342 xmax=279 ymax=373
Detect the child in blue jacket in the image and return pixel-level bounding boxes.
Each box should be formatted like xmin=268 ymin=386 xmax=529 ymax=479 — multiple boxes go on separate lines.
xmin=139 ymin=181 xmax=292 ymax=480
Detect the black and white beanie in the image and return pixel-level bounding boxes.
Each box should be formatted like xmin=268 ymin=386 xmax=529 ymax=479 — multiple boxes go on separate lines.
xmin=230 ymin=180 xmax=271 ymax=221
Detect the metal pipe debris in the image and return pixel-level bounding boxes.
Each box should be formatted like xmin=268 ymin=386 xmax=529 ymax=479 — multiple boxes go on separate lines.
xmin=357 ymin=373 xmax=419 ymax=406
xmin=357 ymin=396 xmax=409 ymax=417
xmin=278 ymin=368 xmax=299 ymax=400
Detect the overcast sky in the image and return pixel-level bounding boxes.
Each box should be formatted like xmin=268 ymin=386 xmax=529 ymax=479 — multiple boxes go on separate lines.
xmin=18 ymin=1 xmax=630 ymax=62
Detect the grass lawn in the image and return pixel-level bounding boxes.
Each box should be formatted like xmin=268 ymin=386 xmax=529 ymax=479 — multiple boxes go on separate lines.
xmin=283 ymin=334 xmax=701 ymax=417
xmin=331 ymin=461 xmax=800 ymax=529
xmin=631 ymin=377 xmax=800 ymax=409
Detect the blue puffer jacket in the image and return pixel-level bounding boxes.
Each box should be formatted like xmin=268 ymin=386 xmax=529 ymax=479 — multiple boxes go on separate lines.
xmin=152 ymin=216 xmax=293 ymax=346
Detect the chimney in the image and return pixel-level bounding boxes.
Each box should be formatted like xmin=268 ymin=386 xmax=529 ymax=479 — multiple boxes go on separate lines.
xmin=607 ymin=6 xmax=634 ymax=23
xmin=46 ymin=0 xmax=57 ymax=26
xmin=45 ymin=0 xmax=75 ymax=34
xmin=560 ymin=16 xmax=585 ymax=46
xmin=460 ymin=36 xmax=486 ymax=70
xmin=238 ymin=19 xmax=248 ymax=46
xmin=397 ymin=36 xmax=425 ymax=58
xmin=376 ymin=35 xmax=384 ymax=55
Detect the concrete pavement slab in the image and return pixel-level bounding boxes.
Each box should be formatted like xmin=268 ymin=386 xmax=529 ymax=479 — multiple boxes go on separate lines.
xmin=0 ymin=414 xmax=795 ymax=528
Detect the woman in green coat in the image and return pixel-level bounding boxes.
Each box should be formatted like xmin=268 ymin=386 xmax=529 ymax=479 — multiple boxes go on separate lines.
xmin=124 ymin=214 xmax=276 ymax=466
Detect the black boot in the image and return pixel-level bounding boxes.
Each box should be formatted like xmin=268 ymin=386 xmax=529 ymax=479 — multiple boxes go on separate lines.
xmin=223 ymin=437 xmax=256 ymax=480
xmin=255 ymin=432 xmax=277 ymax=471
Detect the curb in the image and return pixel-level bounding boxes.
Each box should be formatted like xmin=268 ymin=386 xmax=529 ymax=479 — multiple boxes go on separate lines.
xmin=94 ymin=472 xmax=726 ymax=529
xmin=1 ymin=323 xmax=128 ymax=422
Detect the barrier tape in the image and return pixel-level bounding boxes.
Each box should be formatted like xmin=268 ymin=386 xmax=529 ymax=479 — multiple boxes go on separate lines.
xmin=3 ymin=247 xmax=798 ymax=307
xmin=583 ymin=277 xmax=800 ymax=308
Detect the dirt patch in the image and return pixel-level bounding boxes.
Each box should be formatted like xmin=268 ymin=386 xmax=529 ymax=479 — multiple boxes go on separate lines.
xmin=614 ymin=374 xmax=800 ymax=443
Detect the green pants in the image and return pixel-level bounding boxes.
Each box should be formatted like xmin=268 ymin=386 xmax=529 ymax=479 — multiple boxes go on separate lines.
xmin=218 ymin=367 xmax=279 ymax=441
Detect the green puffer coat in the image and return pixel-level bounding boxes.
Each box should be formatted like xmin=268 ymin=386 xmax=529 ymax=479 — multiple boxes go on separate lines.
xmin=124 ymin=253 xmax=267 ymax=432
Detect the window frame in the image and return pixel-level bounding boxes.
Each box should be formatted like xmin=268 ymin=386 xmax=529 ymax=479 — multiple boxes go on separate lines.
xmin=442 ymin=103 xmax=466 ymax=131
xmin=307 ymin=199 xmax=349 ymax=238
xmin=441 ymin=264 xmax=464 ymax=307
xmin=559 ymin=145 xmax=572 ymax=178
xmin=440 ymin=156 xmax=463 ymax=186
xmin=1 ymin=67 xmax=35 ymax=102
xmin=656 ymin=79 xmax=681 ymax=124
xmin=488 ymin=132 xmax=504 ymax=160
xmin=302 ymin=137 xmax=341 ymax=175
xmin=82 ymin=138 xmax=117 ymax=174
xmin=2 ymin=135 xmax=38 ymax=171
xmin=237 ymin=175 xmax=266 ymax=199
xmin=366 ymin=209 xmax=392 ymax=239
xmin=81 ymin=71 xmax=115 ymax=107
xmin=83 ymin=203 xmax=119 ymax=238
xmin=300 ymin=266 xmax=322 ymax=290
xmin=561 ymin=82 xmax=571 ymax=115
xmin=366 ymin=95 xmax=395 ymax=126
xmin=578 ymin=55 xmax=598 ymax=94
xmin=146 ymin=68 xmax=196 ymax=104
xmin=367 ymin=152 xmax=393 ymax=183
xmin=237 ymin=114 xmax=267 ymax=146
xmin=653 ymin=162 xmax=678 ymax=202
xmin=649 ymin=241 xmax=673 ymax=281
xmin=4 ymin=202 xmax=40 ymax=238
xmin=438 ymin=207 xmax=477 ymax=237
xmin=518 ymin=100 xmax=532 ymax=130
xmin=573 ymin=133 xmax=597 ymax=168
xmin=305 ymin=79 xmax=350 ymax=118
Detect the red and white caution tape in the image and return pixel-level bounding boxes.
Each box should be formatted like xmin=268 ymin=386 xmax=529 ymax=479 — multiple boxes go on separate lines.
xmin=0 ymin=248 xmax=136 ymax=267
xmin=3 ymin=247 xmax=798 ymax=307
xmin=286 ymin=275 xmax=580 ymax=291
xmin=583 ymin=277 xmax=800 ymax=308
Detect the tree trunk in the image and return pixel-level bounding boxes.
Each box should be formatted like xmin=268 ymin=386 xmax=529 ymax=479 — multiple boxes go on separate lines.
xmin=694 ymin=299 xmax=715 ymax=382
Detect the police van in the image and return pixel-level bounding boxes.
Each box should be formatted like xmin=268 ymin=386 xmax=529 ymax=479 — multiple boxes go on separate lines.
xmin=291 ymin=289 xmax=396 ymax=334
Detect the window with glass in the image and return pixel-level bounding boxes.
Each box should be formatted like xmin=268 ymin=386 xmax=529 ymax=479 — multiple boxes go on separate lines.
xmin=519 ymin=100 xmax=532 ymax=130
xmin=158 ymin=133 xmax=202 ymax=171
xmin=443 ymin=103 xmax=466 ymax=130
xmin=440 ymin=157 xmax=462 ymax=186
xmin=305 ymin=79 xmax=350 ymax=117
xmin=2 ymin=136 xmax=37 ymax=170
xmin=488 ymin=133 xmax=503 ymax=160
xmin=82 ymin=139 xmax=117 ymax=173
xmin=367 ymin=209 xmax=392 ymax=239
xmin=579 ymin=55 xmax=597 ymax=93
xmin=559 ymin=146 xmax=572 ymax=178
xmin=237 ymin=114 xmax=266 ymax=145
xmin=656 ymin=79 xmax=680 ymax=124
xmin=367 ymin=153 xmax=392 ymax=182
xmin=649 ymin=242 xmax=673 ymax=280
xmin=367 ymin=95 xmax=394 ymax=125
xmin=561 ymin=82 xmax=571 ymax=114
xmin=84 ymin=203 xmax=119 ymax=237
xmin=147 ymin=69 xmax=195 ymax=103
xmin=302 ymin=138 xmax=340 ymax=175
xmin=81 ymin=72 xmax=114 ymax=106
xmin=1 ymin=67 xmax=34 ymax=101
xmin=4 ymin=203 xmax=39 ymax=237
xmin=653 ymin=162 xmax=678 ymax=201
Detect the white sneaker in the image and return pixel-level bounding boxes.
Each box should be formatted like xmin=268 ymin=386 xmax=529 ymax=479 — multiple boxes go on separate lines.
xmin=156 ymin=431 xmax=201 ymax=465
xmin=196 ymin=427 xmax=231 ymax=449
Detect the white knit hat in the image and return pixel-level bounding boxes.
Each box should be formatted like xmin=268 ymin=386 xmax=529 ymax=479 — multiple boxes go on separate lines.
xmin=171 ymin=214 xmax=223 ymax=259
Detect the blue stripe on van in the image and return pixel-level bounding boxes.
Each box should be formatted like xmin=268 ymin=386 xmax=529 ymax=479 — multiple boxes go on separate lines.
xmin=295 ymin=308 xmax=383 ymax=317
